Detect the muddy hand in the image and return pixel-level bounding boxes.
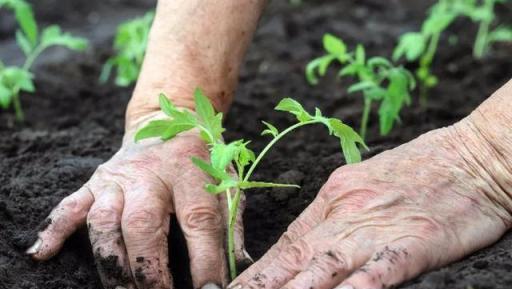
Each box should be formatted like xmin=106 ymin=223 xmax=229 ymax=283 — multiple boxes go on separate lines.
xmin=27 ymin=112 xmax=249 ymax=289
xmin=230 ymin=83 xmax=512 ymax=289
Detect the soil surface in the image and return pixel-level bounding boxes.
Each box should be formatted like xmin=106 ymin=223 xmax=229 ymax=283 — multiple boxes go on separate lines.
xmin=1 ymin=1 xmax=512 ymax=289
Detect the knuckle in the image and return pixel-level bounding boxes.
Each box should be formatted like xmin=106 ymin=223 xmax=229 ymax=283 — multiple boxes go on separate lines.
xmin=317 ymin=249 xmax=351 ymax=270
xmin=277 ymin=239 xmax=313 ymax=270
xmin=87 ymin=206 xmax=121 ymax=230
xmin=181 ymin=204 xmax=222 ymax=234
xmin=122 ymin=209 xmax=163 ymax=234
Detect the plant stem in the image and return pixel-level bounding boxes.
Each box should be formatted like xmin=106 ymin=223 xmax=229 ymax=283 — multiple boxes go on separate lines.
xmin=418 ymin=31 xmax=440 ymax=106
xmin=243 ymin=120 xmax=318 ymax=182
xmin=360 ymin=97 xmax=371 ymax=139
xmin=23 ymin=44 xmax=46 ymax=71
xmin=473 ymin=0 xmax=494 ymax=59
xmin=12 ymin=91 xmax=24 ymax=121
xmin=227 ymin=187 xmax=242 ymax=280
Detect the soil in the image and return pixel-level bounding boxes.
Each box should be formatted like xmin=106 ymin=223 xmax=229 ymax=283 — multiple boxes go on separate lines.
xmin=1 ymin=0 xmax=512 ymax=289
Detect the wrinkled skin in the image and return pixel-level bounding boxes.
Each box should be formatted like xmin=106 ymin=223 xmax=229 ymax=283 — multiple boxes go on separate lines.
xmin=27 ymin=112 xmax=248 ymax=289
xmin=230 ymin=116 xmax=512 ymax=289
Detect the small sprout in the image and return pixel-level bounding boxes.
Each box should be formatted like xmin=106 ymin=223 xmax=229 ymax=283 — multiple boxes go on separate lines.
xmin=100 ymin=11 xmax=154 ymax=87
xmin=307 ymin=34 xmax=415 ymax=139
xmin=0 ymin=0 xmax=88 ymax=121
xmin=136 ymin=88 xmax=366 ymax=279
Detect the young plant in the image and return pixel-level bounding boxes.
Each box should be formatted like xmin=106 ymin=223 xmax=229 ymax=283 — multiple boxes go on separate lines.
xmin=0 ymin=0 xmax=88 ymax=121
xmin=100 ymin=11 xmax=154 ymax=87
xmin=135 ymin=88 xmax=366 ymax=279
xmin=306 ymin=34 xmax=415 ymax=139
xmin=393 ymin=0 xmax=457 ymax=105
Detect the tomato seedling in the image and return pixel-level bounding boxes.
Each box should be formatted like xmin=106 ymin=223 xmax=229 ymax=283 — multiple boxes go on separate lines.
xmin=0 ymin=0 xmax=88 ymax=121
xmin=100 ymin=11 xmax=154 ymax=87
xmin=136 ymin=88 xmax=366 ymax=279
xmin=306 ymin=34 xmax=415 ymax=139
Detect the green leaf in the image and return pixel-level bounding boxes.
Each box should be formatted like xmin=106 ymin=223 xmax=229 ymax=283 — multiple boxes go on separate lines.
xmin=211 ymin=142 xmax=238 ymax=171
xmin=323 ymin=33 xmax=346 ymax=55
xmin=239 ymin=181 xmax=300 ymax=190
xmin=41 ymin=25 xmax=88 ymax=50
xmin=261 ymin=121 xmax=279 ymax=137
xmin=328 ymin=118 xmax=366 ymax=164
xmin=275 ymin=98 xmax=312 ymax=122
xmin=393 ymin=33 xmax=426 ymax=62
xmin=348 ymin=81 xmax=376 ymax=94
xmin=0 ymin=84 xmax=12 ymax=109
xmin=205 ymin=178 xmax=238 ymax=194
xmin=305 ymin=55 xmax=335 ymax=85
xmin=489 ymin=26 xmax=512 ymax=43
xmin=194 ymin=87 xmax=215 ymax=120
xmin=14 ymin=2 xmax=37 ymax=46
xmin=159 ymin=93 xmax=177 ymax=117
xmin=355 ymin=44 xmax=365 ymax=65
xmin=134 ymin=119 xmax=173 ymax=141
xmin=236 ymin=141 xmax=255 ymax=168
xmin=15 ymin=30 xmax=33 ymax=55
xmin=191 ymin=157 xmax=231 ymax=181
xmin=193 ymin=88 xmax=224 ymax=144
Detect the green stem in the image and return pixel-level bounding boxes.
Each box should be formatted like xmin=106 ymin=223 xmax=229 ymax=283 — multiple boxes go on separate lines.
xmin=417 ymin=31 xmax=440 ymax=105
xmin=360 ymin=97 xmax=371 ymax=139
xmin=227 ymin=187 xmax=242 ymax=280
xmin=473 ymin=0 xmax=494 ymax=59
xmin=23 ymin=44 xmax=46 ymax=71
xmin=12 ymin=91 xmax=24 ymax=121
xmin=243 ymin=120 xmax=318 ymax=182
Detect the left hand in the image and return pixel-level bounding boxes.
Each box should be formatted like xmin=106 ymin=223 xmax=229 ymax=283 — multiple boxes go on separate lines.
xmin=229 ymin=121 xmax=512 ymax=289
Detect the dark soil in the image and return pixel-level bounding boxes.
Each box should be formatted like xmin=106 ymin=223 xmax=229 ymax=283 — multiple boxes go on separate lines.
xmin=1 ymin=1 xmax=512 ymax=289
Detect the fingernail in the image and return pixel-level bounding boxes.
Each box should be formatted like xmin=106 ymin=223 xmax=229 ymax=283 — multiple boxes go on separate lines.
xmin=26 ymin=238 xmax=42 ymax=255
xmin=336 ymin=285 xmax=353 ymax=289
xmin=228 ymin=284 xmax=242 ymax=289
xmin=202 ymin=283 xmax=221 ymax=289
xmin=243 ymin=249 xmax=254 ymax=263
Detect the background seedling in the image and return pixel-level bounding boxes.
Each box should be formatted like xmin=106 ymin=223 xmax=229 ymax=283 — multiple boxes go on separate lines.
xmin=100 ymin=11 xmax=154 ymax=87
xmin=136 ymin=88 xmax=366 ymax=279
xmin=307 ymin=34 xmax=415 ymax=139
xmin=0 ymin=0 xmax=88 ymax=121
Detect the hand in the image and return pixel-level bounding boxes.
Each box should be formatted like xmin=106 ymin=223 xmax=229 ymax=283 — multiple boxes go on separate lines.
xmin=27 ymin=112 xmax=249 ymax=289
xmin=230 ymin=121 xmax=512 ymax=289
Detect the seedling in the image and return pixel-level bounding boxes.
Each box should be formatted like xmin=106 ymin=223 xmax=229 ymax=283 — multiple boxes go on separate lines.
xmin=0 ymin=0 xmax=88 ymax=121
xmin=100 ymin=11 xmax=154 ymax=87
xmin=306 ymin=34 xmax=415 ymax=139
xmin=136 ymin=88 xmax=366 ymax=279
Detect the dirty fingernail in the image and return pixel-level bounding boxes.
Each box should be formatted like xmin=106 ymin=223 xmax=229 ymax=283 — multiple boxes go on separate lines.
xmin=26 ymin=238 xmax=43 ymax=255
xmin=336 ymin=285 xmax=353 ymax=289
xmin=202 ymin=283 xmax=221 ymax=289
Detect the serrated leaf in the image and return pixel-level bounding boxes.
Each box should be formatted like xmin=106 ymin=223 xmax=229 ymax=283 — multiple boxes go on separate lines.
xmin=237 ymin=141 xmax=255 ymax=167
xmin=275 ymin=98 xmax=312 ymax=122
xmin=194 ymin=87 xmax=215 ymax=120
xmin=328 ymin=118 xmax=366 ymax=164
xmin=323 ymin=33 xmax=346 ymax=55
xmin=192 ymin=157 xmax=231 ymax=181
xmin=134 ymin=119 xmax=173 ymax=141
xmin=205 ymin=178 xmax=238 ymax=194
xmin=211 ymin=142 xmax=238 ymax=171
xmin=41 ymin=25 xmax=88 ymax=51
xmin=193 ymin=88 xmax=224 ymax=144
xmin=261 ymin=121 xmax=279 ymax=137
xmin=392 ymin=33 xmax=426 ymax=62
xmin=159 ymin=93 xmax=177 ymax=117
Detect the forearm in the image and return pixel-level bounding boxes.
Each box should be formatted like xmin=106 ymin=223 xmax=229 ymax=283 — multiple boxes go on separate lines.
xmin=450 ymin=79 xmax=512 ymax=219
xmin=126 ymin=0 xmax=267 ymax=128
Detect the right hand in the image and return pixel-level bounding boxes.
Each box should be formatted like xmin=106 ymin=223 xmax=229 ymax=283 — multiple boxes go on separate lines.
xmin=27 ymin=112 xmax=249 ymax=289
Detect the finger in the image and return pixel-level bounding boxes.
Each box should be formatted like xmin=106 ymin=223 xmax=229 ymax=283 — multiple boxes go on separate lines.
xmin=231 ymin=197 xmax=325 ymax=286
xmin=87 ymin=184 xmax=135 ymax=289
xmin=122 ymin=188 xmax=172 ymax=289
xmin=282 ymin=241 xmax=371 ymax=289
xmin=336 ymin=240 xmax=431 ymax=289
xmin=219 ymin=189 xmax=253 ymax=270
xmin=28 ymin=186 xmax=95 ymax=260
xmin=173 ymin=168 xmax=227 ymax=288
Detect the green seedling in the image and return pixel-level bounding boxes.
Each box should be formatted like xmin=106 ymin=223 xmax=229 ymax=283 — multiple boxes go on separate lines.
xmin=0 ymin=0 xmax=88 ymax=121
xmin=136 ymin=88 xmax=366 ymax=279
xmin=306 ymin=34 xmax=415 ymax=139
xmin=393 ymin=0 xmax=456 ymax=105
xmin=100 ymin=11 xmax=154 ymax=87
xmin=455 ymin=0 xmax=512 ymax=58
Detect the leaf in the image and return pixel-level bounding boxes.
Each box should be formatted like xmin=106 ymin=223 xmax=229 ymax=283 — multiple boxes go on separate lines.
xmin=347 ymin=81 xmax=376 ymax=94
xmin=239 ymin=181 xmax=300 ymax=190
xmin=367 ymin=57 xmax=392 ymax=70
xmin=328 ymin=118 xmax=366 ymax=164
xmin=134 ymin=119 xmax=173 ymax=141
xmin=489 ymin=26 xmax=512 ymax=43
xmin=275 ymin=98 xmax=313 ymax=123
xmin=41 ymin=25 xmax=88 ymax=51
xmin=194 ymin=87 xmax=215 ymax=121
xmin=191 ymin=157 xmax=231 ymax=181
xmin=15 ymin=30 xmax=32 ymax=55
xmin=210 ymin=142 xmax=238 ymax=171
xmin=305 ymin=55 xmax=335 ymax=85
xmin=236 ymin=141 xmax=255 ymax=168
xmin=193 ymin=88 xmax=224 ymax=144
xmin=261 ymin=121 xmax=279 ymax=137
xmin=159 ymin=93 xmax=177 ymax=117
xmin=355 ymin=44 xmax=365 ymax=65
xmin=323 ymin=33 xmax=346 ymax=55
xmin=14 ymin=2 xmax=37 ymax=46
xmin=378 ymin=69 xmax=410 ymax=135
xmin=392 ymin=33 xmax=426 ymax=62
xmin=205 ymin=178 xmax=238 ymax=194
xmin=0 ymin=84 xmax=12 ymax=109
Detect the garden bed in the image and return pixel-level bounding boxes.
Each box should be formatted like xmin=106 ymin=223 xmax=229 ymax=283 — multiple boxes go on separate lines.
xmin=1 ymin=0 xmax=512 ymax=289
